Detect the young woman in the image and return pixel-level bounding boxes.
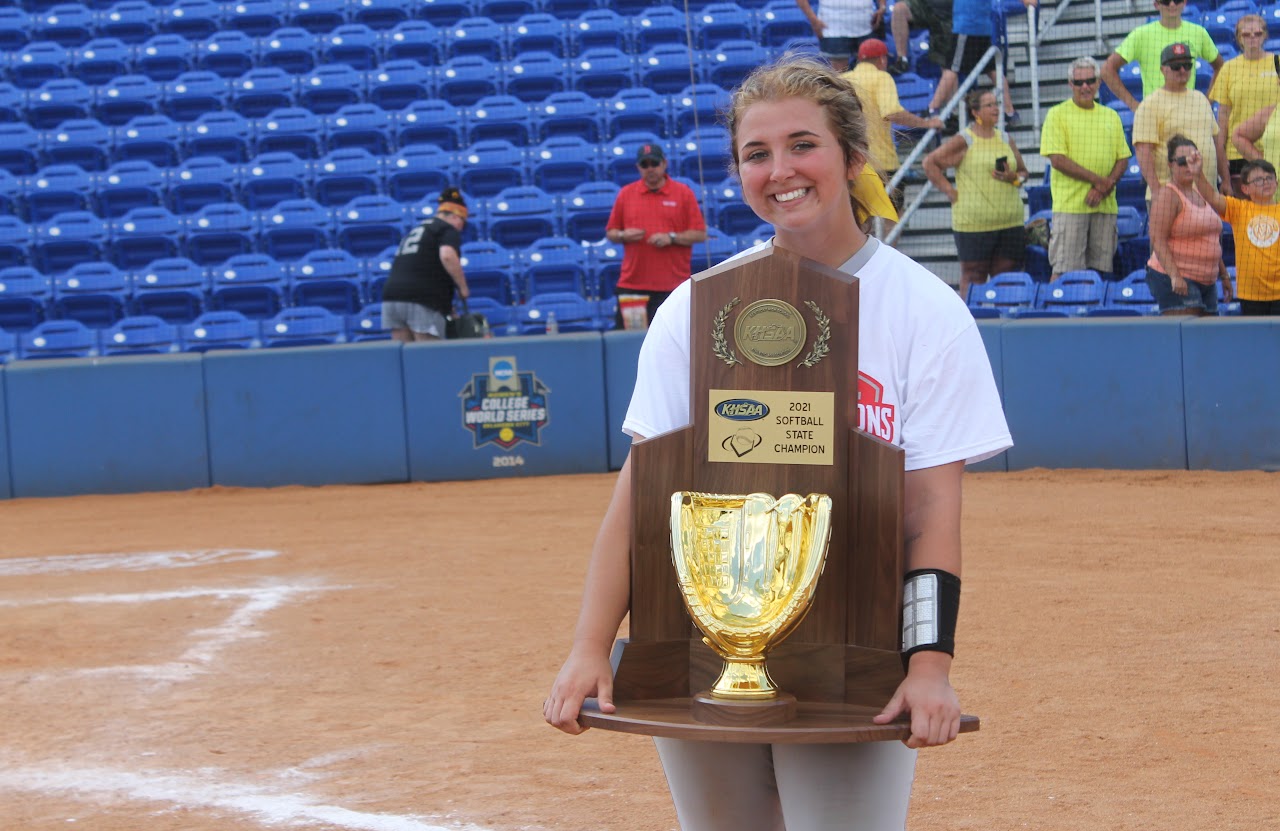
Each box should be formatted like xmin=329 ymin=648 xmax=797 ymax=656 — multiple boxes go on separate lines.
xmin=1209 ymin=15 xmax=1277 ymax=195
xmin=544 ymin=56 xmax=1012 ymax=831
xmin=923 ymin=89 xmax=1029 ymax=302
xmin=1147 ymin=135 xmax=1232 ymax=315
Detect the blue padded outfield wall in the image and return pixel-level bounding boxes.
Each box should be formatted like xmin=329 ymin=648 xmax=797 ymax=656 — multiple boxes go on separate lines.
xmin=0 ymin=319 xmax=1277 ymax=499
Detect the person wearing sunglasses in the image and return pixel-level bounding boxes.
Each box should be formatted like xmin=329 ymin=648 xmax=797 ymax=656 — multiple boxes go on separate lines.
xmin=1134 ymin=42 xmax=1229 ymax=203
xmin=1210 ymin=15 xmax=1279 ymax=195
xmin=1102 ymin=0 xmax=1222 ymax=114
xmin=1191 ymin=156 xmax=1280 ymax=315
xmin=604 ymin=143 xmax=708 ymax=329
xmin=1039 ymin=57 xmax=1133 ymax=281
xmin=1146 ymin=136 xmax=1230 ymax=316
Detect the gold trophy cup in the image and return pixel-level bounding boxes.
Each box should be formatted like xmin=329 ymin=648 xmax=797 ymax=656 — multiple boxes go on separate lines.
xmin=670 ymin=491 xmax=833 ymax=726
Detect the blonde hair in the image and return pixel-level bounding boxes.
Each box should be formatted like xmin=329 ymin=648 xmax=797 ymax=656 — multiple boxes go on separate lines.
xmin=1235 ymin=13 xmax=1268 ymax=47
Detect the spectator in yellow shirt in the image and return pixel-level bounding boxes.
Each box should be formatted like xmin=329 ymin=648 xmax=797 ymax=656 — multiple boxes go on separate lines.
xmin=1209 ymin=15 xmax=1278 ymax=195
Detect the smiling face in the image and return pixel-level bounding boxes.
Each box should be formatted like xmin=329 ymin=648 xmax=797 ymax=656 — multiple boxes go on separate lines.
xmin=1070 ymin=66 xmax=1099 ymax=107
xmin=734 ymin=96 xmax=863 ymax=258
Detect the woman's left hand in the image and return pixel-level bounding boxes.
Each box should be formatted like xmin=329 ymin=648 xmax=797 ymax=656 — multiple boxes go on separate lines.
xmin=1222 ymin=278 xmax=1235 ymax=302
xmin=872 ymin=653 xmax=961 ymax=748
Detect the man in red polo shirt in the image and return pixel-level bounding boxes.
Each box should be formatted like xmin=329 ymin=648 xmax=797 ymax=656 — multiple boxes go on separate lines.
xmin=604 ymin=143 xmax=707 ymax=328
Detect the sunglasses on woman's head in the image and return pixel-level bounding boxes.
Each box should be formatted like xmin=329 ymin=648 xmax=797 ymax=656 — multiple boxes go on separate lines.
xmin=1166 ymin=61 xmax=1193 ymax=71
xmin=1070 ymin=76 xmax=1098 ymax=87
xmin=1170 ymin=156 xmax=1194 ymax=167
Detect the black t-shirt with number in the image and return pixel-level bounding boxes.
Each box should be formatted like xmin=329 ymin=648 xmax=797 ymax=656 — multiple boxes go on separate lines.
xmin=382 ymin=217 xmax=462 ymax=314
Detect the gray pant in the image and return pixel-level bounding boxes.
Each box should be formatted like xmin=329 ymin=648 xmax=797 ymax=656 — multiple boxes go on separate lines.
xmin=654 ymin=738 xmax=917 ymax=831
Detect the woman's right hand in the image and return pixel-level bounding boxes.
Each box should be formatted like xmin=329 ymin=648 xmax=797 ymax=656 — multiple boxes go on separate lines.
xmin=1170 ymin=274 xmax=1189 ymax=296
xmin=945 ymin=188 xmax=959 ymax=205
xmin=543 ymin=642 xmax=616 ymax=735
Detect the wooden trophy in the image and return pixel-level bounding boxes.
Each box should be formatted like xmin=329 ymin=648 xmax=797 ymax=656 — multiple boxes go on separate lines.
xmin=578 ymin=244 xmax=979 ymax=742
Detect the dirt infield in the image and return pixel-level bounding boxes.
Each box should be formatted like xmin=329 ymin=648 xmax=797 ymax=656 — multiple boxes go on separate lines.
xmin=1 ymin=469 xmax=1276 ymax=831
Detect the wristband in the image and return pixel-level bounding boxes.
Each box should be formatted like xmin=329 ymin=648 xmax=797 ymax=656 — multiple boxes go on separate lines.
xmin=901 ymin=568 xmax=960 ymax=658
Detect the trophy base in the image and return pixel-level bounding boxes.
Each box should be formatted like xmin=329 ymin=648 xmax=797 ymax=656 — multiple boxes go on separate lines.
xmin=691 ymin=691 xmax=797 ymax=727
xmin=579 ymin=697 xmax=980 ymax=743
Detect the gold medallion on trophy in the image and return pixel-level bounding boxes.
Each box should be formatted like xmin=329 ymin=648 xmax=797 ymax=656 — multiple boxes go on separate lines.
xmin=732 ymin=299 xmax=807 ymax=366
xmin=670 ymin=492 xmax=832 ymax=713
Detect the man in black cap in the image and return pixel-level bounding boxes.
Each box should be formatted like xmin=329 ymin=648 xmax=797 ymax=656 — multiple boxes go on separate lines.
xmin=382 ymin=187 xmax=471 ymax=341
xmin=1133 ymin=42 xmax=1228 ymax=199
xmin=1101 ymin=0 xmax=1222 ymax=114
xmin=603 ymin=143 xmax=707 ymax=329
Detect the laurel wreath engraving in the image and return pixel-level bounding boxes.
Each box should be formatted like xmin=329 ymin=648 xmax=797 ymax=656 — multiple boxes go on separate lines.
xmin=712 ymin=297 xmax=741 ymax=367
xmin=798 ymin=300 xmax=831 ymax=368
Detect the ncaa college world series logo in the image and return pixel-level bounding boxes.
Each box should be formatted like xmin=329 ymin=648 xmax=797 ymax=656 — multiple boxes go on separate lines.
xmin=460 ymin=356 xmax=551 ymax=450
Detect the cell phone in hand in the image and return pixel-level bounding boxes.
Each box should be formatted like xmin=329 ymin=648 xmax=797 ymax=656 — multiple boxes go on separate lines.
xmin=995 ymin=156 xmax=1008 ymax=172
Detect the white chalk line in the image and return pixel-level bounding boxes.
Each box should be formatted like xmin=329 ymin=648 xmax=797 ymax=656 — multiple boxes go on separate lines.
xmin=0 ymin=549 xmax=280 ymax=577
xmin=0 ymin=762 xmax=491 ymax=831
xmin=3 ymin=581 xmax=345 ymax=683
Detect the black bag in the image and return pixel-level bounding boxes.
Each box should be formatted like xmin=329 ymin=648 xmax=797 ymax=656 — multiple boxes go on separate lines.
xmin=447 ymin=299 xmax=489 ymax=339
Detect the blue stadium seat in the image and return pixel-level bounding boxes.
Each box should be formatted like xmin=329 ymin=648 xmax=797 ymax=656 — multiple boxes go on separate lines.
xmin=632 ymin=5 xmax=687 ymax=52
xmin=363 ymin=244 xmax=398 ymax=302
xmin=19 ymin=319 xmax=99 ymax=359
xmin=560 ymin=179 xmax=619 ymax=242
xmin=208 ymin=252 xmax=287 ymax=318
xmin=605 ymin=87 xmax=670 ymax=138
xmin=967 ymin=270 xmax=1036 ymax=316
xmin=459 ymin=139 xmax=528 ymax=197
xmin=0 ymin=265 xmax=52 ymax=332
xmin=380 ymin=20 xmax=443 ymax=65
xmin=298 ymin=63 xmax=365 ymax=115
xmin=285 ymin=0 xmax=347 ymax=33
xmin=321 ymin=24 xmax=383 ymax=70
xmin=610 ymin=0 xmax=657 ymax=16
xmin=0 ymin=7 xmax=32 ymax=53
xmin=166 ymin=156 xmax=236 ymax=213
xmin=365 ymin=59 xmax=435 ymax=111
xmin=447 ymin=16 xmax=508 ymax=61
xmin=112 ymin=114 xmax=183 ymax=167
xmin=258 ymin=26 xmax=319 ymax=74
xmin=100 ymin=314 xmax=182 ymax=354
xmin=35 ymin=210 xmax=109 ymax=275
xmin=704 ymin=39 xmax=768 ymax=90
xmin=570 ymin=47 xmax=635 ymax=99
xmin=533 ymin=90 xmax=604 ymax=141
xmin=674 ymin=126 xmax=733 ymax=182
xmin=94 ymin=74 xmax=160 ymax=126
xmin=110 ymin=205 xmax=183 ymax=270
xmin=347 ymin=301 xmax=390 ymax=341
xmin=517 ymin=290 xmax=600 ymax=333
xmin=7 ymin=42 xmax=69 ymax=90
xmin=894 ymin=72 xmax=935 ymax=115
xmin=335 ymin=194 xmax=408 ymax=257
xmin=312 ymin=147 xmax=381 ymax=206
xmin=225 ymin=0 xmax=288 ymax=37
xmin=0 ymin=82 xmax=24 ymax=122
xmin=258 ymin=197 xmax=333 ymax=261
xmin=160 ymin=70 xmax=228 ymax=122
xmin=96 ymin=2 xmax=162 ymax=45
xmin=1037 ymin=270 xmax=1107 ymax=315
xmin=1106 ymin=269 xmax=1159 ymax=315
xmin=0 ymin=123 xmax=44 ymax=175
xmin=519 ymin=235 xmax=588 ymax=296
xmin=415 ymin=0 xmax=474 ymax=27
xmin=0 ymin=169 xmax=17 ymax=218
xmin=185 ymin=202 xmax=257 ymax=265
xmin=71 ymin=38 xmax=133 ymax=86
xmin=240 ymin=151 xmax=310 ymax=210
xmin=438 ymin=55 xmax=501 ymax=106
xmin=395 ymin=98 xmax=465 ymax=150
xmin=35 ymin=3 xmax=97 ymax=48
xmin=1116 ymin=204 xmax=1145 ymax=239
xmin=688 ymin=227 xmax=739 ymax=272
xmin=638 ymin=44 xmax=700 ymax=95
xmin=570 ymin=10 xmax=631 ymax=53
xmin=350 ymin=0 xmax=416 ymax=30
xmin=160 ymin=0 xmax=224 ymax=40
xmin=0 ymin=327 xmax=18 ymax=362
xmin=96 ymin=159 xmax=165 ymax=217
xmin=457 ymin=295 xmax=515 ymax=335
xmin=509 ymin=13 xmax=570 ymax=57
xmin=183 ymin=110 xmax=253 ymax=162
xmin=466 ymin=94 xmax=533 ymax=145
xmin=1113 ymin=235 xmax=1150 ymax=282
xmin=129 ymin=256 xmax=208 ymax=322
xmin=477 ymin=0 xmax=537 ymax=25
xmin=459 ymin=240 xmax=518 ymax=304
xmin=384 ymin=144 xmax=456 ymax=202
xmin=487 ymin=185 xmax=558 ymax=248
xmin=694 ymin=3 xmax=755 ymax=49
xmin=504 ymin=50 xmax=568 ymax=102
xmin=25 ymin=78 xmax=94 ymax=130
xmin=603 ymin=130 xmax=666 ymax=182
xmin=705 ymin=177 xmax=759 ymax=237
xmin=288 ymin=247 xmax=365 ymax=314
xmin=0 ymin=216 xmax=34 ymax=273
xmin=320 ymin=103 xmax=391 ymax=155
xmin=192 ymin=30 xmax=256 ymax=78
xmin=261 ymin=305 xmax=347 ymax=346
xmin=547 ymin=0 xmax=598 ymax=23
xmin=25 ymin=164 xmax=94 ymax=224
xmin=740 ymin=221 xmax=774 ymax=248
xmin=231 ymin=67 xmax=297 ymax=118
xmin=529 ymin=135 xmax=601 ymax=193
xmin=758 ymin=0 xmax=810 ymax=46
xmin=135 ymin=32 xmax=198 ymax=81
xmin=53 ymin=260 xmax=129 ymax=327
xmin=255 ymin=107 xmax=324 ymax=159
xmin=181 ymin=309 xmax=262 ymax=350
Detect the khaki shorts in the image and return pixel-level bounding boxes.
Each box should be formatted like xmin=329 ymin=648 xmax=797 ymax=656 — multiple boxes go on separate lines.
xmin=1049 ymin=212 xmax=1119 ymax=275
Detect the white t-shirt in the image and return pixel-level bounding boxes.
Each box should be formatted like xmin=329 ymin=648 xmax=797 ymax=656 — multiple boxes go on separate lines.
xmin=819 ymin=0 xmax=876 ymax=39
xmin=622 ymin=239 xmax=1013 ymax=471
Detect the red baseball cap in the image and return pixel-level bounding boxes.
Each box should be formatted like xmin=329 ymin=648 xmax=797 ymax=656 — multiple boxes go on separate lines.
xmin=858 ymin=39 xmax=889 ymax=60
